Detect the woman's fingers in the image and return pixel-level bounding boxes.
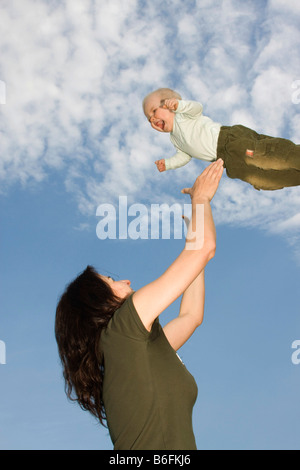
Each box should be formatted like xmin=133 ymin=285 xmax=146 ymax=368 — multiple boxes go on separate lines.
xmin=210 ymin=159 xmax=224 ymax=180
xmin=181 ymin=159 xmax=224 ymax=199
xmin=205 ymin=158 xmax=223 ymax=176
xmin=200 ymin=159 xmax=223 ymax=184
xmin=195 ymin=159 xmax=223 ymax=182
xmin=213 ymin=160 xmax=224 ymax=182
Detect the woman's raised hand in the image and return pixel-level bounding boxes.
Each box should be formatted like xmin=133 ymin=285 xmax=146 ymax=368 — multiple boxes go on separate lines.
xmin=181 ymin=159 xmax=224 ymax=202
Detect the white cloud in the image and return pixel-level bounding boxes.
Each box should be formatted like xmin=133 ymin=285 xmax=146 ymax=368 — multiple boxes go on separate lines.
xmin=0 ymin=0 xmax=299 ymax=258
xmin=251 ymin=67 xmax=295 ymax=134
xmin=269 ymin=0 xmax=300 ymax=15
xmin=274 ymin=213 xmax=300 ymax=232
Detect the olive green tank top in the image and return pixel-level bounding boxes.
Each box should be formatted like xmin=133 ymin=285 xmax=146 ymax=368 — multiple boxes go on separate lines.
xmin=100 ymin=293 xmax=198 ymax=450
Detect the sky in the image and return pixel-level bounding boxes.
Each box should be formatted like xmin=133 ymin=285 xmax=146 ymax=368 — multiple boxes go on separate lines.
xmin=0 ymin=0 xmax=299 ymax=450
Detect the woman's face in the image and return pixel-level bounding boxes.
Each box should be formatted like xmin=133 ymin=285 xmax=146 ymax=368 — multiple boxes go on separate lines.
xmin=101 ymin=275 xmax=133 ymax=299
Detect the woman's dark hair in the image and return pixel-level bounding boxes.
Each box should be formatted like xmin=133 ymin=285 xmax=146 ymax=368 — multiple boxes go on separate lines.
xmin=55 ymin=265 xmax=125 ymax=426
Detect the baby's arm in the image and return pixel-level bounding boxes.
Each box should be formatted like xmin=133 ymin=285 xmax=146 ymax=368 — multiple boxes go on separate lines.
xmin=176 ymin=99 xmax=203 ymax=118
xmin=163 ymin=98 xmax=179 ymax=111
xmin=155 ymin=151 xmax=192 ymax=173
xmin=164 ymin=98 xmax=203 ymax=118
xmin=164 ymin=151 xmax=192 ymax=171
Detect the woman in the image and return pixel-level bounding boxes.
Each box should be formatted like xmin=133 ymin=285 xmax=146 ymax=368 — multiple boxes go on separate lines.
xmin=55 ymin=158 xmax=224 ymax=450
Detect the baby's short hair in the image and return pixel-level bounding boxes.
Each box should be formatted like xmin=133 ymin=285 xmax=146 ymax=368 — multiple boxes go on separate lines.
xmin=142 ymin=88 xmax=182 ymax=113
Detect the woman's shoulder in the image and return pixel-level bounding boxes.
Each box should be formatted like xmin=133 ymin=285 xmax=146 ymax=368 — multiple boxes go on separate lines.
xmin=105 ymin=293 xmax=160 ymax=341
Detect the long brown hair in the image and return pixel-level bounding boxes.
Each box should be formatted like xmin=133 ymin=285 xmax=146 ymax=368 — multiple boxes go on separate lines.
xmin=55 ymin=265 xmax=125 ymax=425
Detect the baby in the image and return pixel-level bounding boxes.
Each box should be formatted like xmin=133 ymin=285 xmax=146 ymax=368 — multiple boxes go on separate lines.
xmin=142 ymin=88 xmax=300 ymax=191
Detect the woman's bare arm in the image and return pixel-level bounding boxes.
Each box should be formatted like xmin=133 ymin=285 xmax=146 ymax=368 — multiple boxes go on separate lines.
xmin=162 ymin=269 xmax=205 ymax=351
xmin=132 ymin=159 xmax=223 ymax=334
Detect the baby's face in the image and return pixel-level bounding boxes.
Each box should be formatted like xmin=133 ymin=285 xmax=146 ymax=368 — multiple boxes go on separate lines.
xmin=143 ymin=93 xmax=174 ymax=133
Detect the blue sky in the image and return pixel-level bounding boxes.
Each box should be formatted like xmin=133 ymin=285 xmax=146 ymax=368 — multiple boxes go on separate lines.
xmin=0 ymin=0 xmax=299 ymax=450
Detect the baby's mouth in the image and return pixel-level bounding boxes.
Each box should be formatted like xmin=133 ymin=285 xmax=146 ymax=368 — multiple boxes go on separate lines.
xmin=156 ymin=120 xmax=165 ymax=130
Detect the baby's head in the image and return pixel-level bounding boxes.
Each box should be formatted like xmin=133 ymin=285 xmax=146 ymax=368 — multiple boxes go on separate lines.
xmin=143 ymin=88 xmax=182 ymax=133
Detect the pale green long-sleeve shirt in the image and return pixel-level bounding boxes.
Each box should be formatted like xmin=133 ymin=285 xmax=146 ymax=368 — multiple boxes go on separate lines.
xmin=165 ymin=100 xmax=221 ymax=170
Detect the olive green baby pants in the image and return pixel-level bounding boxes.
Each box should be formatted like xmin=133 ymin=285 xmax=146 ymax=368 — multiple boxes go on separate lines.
xmin=217 ymin=125 xmax=300 ymax=190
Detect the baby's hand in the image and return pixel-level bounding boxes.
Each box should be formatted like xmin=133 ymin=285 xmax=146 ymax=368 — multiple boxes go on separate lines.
xmin=155 ymin=159 xmax=166 ymax=172
xmin=163 ymin=98 xmax=179 ymax=111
